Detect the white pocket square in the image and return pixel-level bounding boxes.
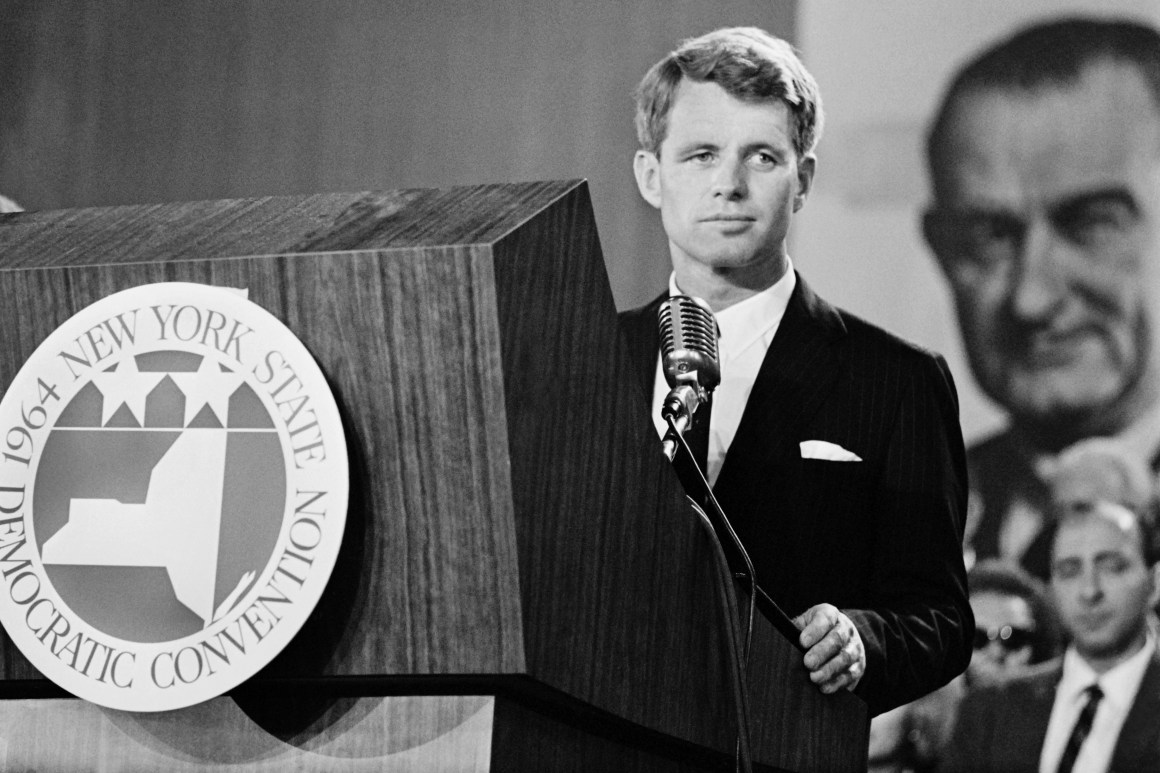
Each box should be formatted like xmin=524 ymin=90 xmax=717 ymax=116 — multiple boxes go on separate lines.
xmin=800 ymin=440 xmax=862 ymax=462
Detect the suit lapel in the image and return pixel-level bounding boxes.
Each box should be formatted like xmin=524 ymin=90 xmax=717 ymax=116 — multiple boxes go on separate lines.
xmin=1021 ymin=664 xmax=1060 ymax=763
xmin=713 ymin=273 xmax=847 ymax=494
xmin=1111 ymin=644 xmax=1160 ymax=771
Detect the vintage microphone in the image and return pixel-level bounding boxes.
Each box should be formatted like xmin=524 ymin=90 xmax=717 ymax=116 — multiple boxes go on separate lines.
xmin=658 ymin=295 xmax=720 ymax=462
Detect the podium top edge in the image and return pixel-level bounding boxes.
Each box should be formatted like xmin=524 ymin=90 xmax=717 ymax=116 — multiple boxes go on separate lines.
xmin=0 ymin=180 xmax=591 ymax=270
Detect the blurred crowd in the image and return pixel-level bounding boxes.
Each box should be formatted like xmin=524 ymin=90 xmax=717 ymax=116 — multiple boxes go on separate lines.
xmin=869 ymin=438 xmax=1160 ymax=772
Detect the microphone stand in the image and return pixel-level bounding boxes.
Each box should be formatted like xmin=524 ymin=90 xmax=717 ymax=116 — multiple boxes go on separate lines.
xmin=660 ymin=384 xmax=697 ymax=462
xmin=661 ymin=416 xmax=805 ymax=652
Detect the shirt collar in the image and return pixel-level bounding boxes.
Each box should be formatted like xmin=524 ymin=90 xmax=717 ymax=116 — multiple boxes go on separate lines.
xmin=1059 ymin=626 xmax=1155 ymax=712
xmin=667 ymin=258 xmax=796 ymax=365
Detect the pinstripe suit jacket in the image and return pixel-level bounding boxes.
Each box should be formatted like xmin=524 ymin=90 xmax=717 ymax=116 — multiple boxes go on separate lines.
xmin=618 ymin=273 xmax=973 ymax=717
xmin=941 ymin=647 xmax=1160 ymax=772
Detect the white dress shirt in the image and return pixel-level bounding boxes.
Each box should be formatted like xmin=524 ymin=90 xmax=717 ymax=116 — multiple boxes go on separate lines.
xmin=1038 ymin=629 xmax=1155 ymax=773
xmin=651 ymin=261 xmax=796 ymax=486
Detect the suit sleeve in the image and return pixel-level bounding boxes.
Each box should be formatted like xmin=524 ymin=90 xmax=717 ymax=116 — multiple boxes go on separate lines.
xmin=845 ymin=352 xmax=973 ymax=716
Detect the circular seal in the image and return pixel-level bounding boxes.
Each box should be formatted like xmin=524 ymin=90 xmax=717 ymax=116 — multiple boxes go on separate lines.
xmin=0 ymin=282 xmax=349 ymax=711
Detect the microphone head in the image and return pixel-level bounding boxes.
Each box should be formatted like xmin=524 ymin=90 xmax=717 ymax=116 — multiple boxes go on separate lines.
xmin=658 ymin=295 xmax=720 ymax=391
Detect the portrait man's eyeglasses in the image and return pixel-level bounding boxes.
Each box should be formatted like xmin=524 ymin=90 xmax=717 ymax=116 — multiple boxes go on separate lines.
xmin=924 ymin=194 xmax=1139 ymax=287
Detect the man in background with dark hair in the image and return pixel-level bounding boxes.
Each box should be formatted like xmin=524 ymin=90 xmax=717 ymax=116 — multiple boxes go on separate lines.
xmin=942 ymin=499 xmax=1160 ymax=771
xmin=966 ymin=559 xmax=1062 ymax=687
xmin=620 ymin=26 xmax=971 ymax=717
xmin=923 ymin=17 xmax=1160 ymax=579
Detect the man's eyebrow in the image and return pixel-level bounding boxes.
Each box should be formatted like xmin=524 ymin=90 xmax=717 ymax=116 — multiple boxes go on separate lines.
xmin=931 ymin=187 xmax=1141 ymax=220
xmin=925 ymin=205 xmax=1024 ymax=239
xmin=1051 ymin=187 xmax=1139 ymax=218
xmin=741 ymin=141 xmax=783 ymax=155
xmin=927 ymin=200 xmax=1018 ymax=220
xmin=1093 ymin=548 xmax=1133 ymax=563
xmin=670 ymin=139 xmax=719 ymax=154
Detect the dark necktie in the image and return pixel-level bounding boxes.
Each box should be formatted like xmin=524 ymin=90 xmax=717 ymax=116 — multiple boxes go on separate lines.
xmin=684 ymin=395 xmax=712 ymax=478
xmin=1056 ymin=683 xmax=1103 ymax=773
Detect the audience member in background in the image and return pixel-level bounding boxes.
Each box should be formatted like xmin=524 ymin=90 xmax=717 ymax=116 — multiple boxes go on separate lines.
xmin=942 ymin=500 xmax=1160 ymax=772
xmin=966 ymin=559 xmax=1062 ymax=688
xmin=922 ymin=17 xmax=1160 ymax=577
xmin=1020 ymin=436 xmax=1157 ymax=580
xmin=870 ymin=560 xmax=1061 ymax=772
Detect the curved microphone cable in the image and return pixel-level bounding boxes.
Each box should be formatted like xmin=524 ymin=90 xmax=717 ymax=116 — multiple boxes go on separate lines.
xmin=692 ymin=493 xmax=754 ymax=773
xmin=665 ymin=411 xmax=758 ymax=663
xmin=667 ymin=415 xmax=754 ymax=773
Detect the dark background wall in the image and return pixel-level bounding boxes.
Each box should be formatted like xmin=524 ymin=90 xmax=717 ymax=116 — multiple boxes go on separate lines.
xmin=0 ymin=0 xmax=796 ymax=311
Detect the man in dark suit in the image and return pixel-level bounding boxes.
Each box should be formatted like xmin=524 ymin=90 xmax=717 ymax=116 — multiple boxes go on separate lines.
xmin=922 ymin=18 xmax=1160 ymax=580
xmin=620 ymin=26 xmax=972 ymax=717
xmin=941 ymin=499 xmax=1160 ymax=772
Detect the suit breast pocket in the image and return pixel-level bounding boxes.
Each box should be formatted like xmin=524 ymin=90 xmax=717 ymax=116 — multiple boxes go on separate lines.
xmin=795 ymin=457 xmax=875 ymax=529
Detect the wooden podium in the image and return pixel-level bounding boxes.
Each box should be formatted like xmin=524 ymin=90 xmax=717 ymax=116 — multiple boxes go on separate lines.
xmin=0 ymin=181 xmax=867 ymax=771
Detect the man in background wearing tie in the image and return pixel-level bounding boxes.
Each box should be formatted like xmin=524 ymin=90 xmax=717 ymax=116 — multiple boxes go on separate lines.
xmin=618 ymin=26 xmax=972 ymax=716
xmin=942 ymin=499 xmax=1160 ymax=771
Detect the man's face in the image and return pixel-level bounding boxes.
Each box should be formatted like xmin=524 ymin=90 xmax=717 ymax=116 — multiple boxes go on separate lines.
xmin=924 ymin=62 xmax=1160 ymax=439
xmin=969 ymin=590 xmax=1036 ymax=685
xmin=634 ymin=79 xmax=814 ymax=294
xmin=1050 ymin=504 xmax=1158 ymax=669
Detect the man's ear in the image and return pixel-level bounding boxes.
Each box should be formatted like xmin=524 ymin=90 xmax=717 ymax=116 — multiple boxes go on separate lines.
xmin=633 ymin=150 xmax=662 ymax=210
xmin=792 ymin=154 xmax=816 ymax=213
xmin=921 ymin=209 xmax=940 ymax=250
xmin=921 ymin=209 xmax=956 ymax=274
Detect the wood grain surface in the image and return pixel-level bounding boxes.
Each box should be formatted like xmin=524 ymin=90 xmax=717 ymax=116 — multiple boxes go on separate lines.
xmin=0 ymin=695 xmax=494 ymax=771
